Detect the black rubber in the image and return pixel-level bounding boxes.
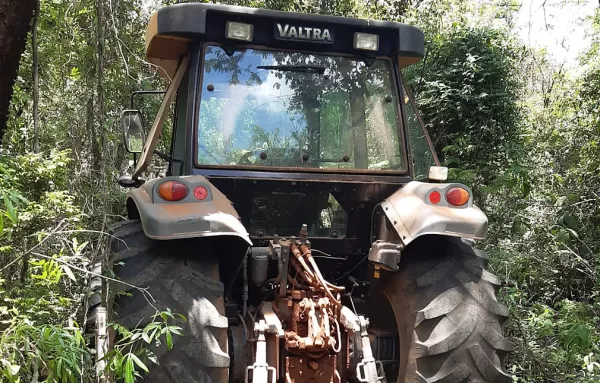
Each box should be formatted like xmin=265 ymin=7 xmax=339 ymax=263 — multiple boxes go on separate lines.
xmin=381 ymin=235 xmax=513 ymax=383
xmin=88 ymin=220 xmax=230 ymax=383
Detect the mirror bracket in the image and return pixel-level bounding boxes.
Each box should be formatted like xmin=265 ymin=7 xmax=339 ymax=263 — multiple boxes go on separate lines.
xmin=118 ymin=175 xmax=145 ymax=188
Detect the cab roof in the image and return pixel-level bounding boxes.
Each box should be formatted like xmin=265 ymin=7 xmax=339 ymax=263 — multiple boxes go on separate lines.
xmin=146 ymin=3 xmax=424 ymax=79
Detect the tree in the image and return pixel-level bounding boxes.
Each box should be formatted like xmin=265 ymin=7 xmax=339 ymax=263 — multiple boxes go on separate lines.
xmin=0 ymin=0 xmax=37 ymax=140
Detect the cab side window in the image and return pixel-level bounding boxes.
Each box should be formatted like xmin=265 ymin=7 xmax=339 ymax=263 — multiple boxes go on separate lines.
xmin=403 ymin=86 xmax=437 ymax=180
xmin=169 ymin=70 xmax=190 ymax=175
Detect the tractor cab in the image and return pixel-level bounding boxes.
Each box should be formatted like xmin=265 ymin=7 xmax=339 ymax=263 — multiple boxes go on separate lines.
xmin=122 ymin=3 xmax=440 ymax=242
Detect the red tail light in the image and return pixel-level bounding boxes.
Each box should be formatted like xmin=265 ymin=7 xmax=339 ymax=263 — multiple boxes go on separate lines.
xmin=429 ymin=191 xmax=441 ymax=204
xmin=157 ymin=181 xmax=188 ymax=201
xmin=194 ymin=186 xmax=208 ymax=200
xmin=445 ymin=187 xmax=470 ymax=206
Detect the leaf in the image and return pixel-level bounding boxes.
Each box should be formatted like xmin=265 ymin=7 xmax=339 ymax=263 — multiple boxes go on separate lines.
xmin=160 ymin=309 xmax=174 ymax=321
xmin=562 ymin=213 xmax=577 ymax=230
xmin=0 ymin=164 xmax=10 ymax=177
xmin=76 ymin=241 xmax=88 ymax=254
xmin=175 ymin=313 xmax=187 ymax=323
xmin=564 ymin=324 xmax=591 ymax=350
xmin=62 ymin=265 xmax=76 ymax=282
xmin=3 ymin=195 xmax=17 ymax=225
xmin=166 ymin=330 xmax=173 ymax=350
xmin=168 ymin=326 xmax=184 ymax=336
xmin=565 ymin=228 xmax=579 ymax=239
xmin=124 ymin=357 xmax=134 ymax=383
xmin=146 ymin=350 xmax=158 ymax=366
xmin=143 ymin=322 xmax=160 ymax=333
xmin=1 ymin=359 xmax=20 ymax=376
xmin=130 ymin=353 xmax=149 ymax=373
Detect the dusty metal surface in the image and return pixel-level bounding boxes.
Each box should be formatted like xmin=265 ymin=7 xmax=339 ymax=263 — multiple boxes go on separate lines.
xmin=284 ymin=295 xmax=338 ymax=353
xmin=285 ymin=355 xmax=339 ymax=383
xmin=279 ymin=241 xmax=343 ymax=355
xmin=246 ymin=230 xmax=349 ymax=382
xmin=243 ymin=226 xmax=395 ymax=382
xmin=367 ymin=241 xmax=402 ymax=271
xmin=247 ymin=320 xmax=277 ymax=383
xmin=128 ymin=175 xmax=251 ymax=243
xmin=381 ymin=181 xmax=487 ymax=246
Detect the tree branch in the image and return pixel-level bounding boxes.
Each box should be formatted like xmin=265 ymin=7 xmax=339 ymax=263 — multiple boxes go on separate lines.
xmin=31 ymin=251 xmax=157 ymax=309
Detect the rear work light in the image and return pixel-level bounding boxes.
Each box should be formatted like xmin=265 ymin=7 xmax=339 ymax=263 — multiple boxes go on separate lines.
xmin=157 ymin=181 xmax=188 ymax=202
xmin=445 ymin=187 xmax=470 ymax=206
xmin=354 ymin=33 xmax=379 ymax=51
xmin=428 ymin=166 xmax=448 ymax=182
xmin=226 ymin=22 xmax=253 ymax=42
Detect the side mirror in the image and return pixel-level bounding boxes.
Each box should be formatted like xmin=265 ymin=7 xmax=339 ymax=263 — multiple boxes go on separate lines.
xmin=121 ymin=110 xmax=145 ymax=153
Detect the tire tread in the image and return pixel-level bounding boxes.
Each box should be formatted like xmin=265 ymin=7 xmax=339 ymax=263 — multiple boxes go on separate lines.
xmin=88 ymin=220 xmax=229 ymax=383
xmin=384 ymin=236 xmax=512 ymax=383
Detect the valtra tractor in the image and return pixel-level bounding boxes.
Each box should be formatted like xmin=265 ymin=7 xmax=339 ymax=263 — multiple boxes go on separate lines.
xmin=88 ymin=3 xmax=513 ymax=382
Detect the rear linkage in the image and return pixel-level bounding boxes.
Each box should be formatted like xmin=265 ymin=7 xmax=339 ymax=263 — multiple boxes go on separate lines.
xmin=244 ymin=225 xmax=387 ymax=383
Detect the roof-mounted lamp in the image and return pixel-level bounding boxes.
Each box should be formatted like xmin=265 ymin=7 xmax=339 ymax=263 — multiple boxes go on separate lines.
xmin=226 ymin=22 xmax=254 ymax=42
xmin=354 ymin=32 xmax=379 ymax=51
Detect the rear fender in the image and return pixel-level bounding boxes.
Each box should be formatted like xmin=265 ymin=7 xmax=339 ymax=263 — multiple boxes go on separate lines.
xmin=381 ymin=181 xmax=487 ymax=247
xmin=127 ymin=175 xmax=251 ymax=245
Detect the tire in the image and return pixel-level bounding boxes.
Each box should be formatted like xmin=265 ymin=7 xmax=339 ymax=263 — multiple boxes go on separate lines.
xmin=88 ymin=220 xmax=230 ymax=383
xmin=381 ymin=235 xmax=513 ymax=383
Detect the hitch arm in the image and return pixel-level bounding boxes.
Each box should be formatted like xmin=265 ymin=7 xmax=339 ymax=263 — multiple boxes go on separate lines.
xmin=340 ymin=307 xmax=387 ymax=383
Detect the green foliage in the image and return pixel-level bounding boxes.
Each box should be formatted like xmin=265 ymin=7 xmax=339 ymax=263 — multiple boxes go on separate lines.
xmin=0 ymin=148 xmax=185 ymax=381
xmin=409 ymin=26 xmax=525 ymax=190
xmin=103 ymin=309 xmax=186 ymax=383
xmin=0 ymin=314 xmax=90 ymax=383
xmin=482 ymin=7 xmax=600 ymax=381
xmin=0 ymin=150 xmax=92 ymax=381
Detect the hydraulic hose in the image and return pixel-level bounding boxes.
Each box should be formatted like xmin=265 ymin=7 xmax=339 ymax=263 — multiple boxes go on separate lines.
xmin=291 ymin=243 xmax=316 ymax=282
xmin=307 ymin=255 xmax=341 ymax=307
xmin=290 ymin=257 xmax=314 ymax=285
xmin=300 ymin=244 xmax=342 ymax=307
xmin=301 ymin=248 xmax=345 ymax=291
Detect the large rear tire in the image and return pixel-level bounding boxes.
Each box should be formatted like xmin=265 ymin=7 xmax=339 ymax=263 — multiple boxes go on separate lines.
xmin=382 ymin=236 xmax=513 ymax=383
xmin=89 ymin=221 xmax=230 ymax=382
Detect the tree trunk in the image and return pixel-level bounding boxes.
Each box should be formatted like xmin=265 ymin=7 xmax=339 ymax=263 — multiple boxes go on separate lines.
xmin=88 ymin=0 xmax=105 ymax=171
xmin=32 ymin=0 xmax=40 ymax=153
xmin=0 ymin=0 xmax=37 ymax=140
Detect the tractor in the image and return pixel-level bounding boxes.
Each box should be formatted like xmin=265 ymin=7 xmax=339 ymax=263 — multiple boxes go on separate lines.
xmin=88 ymin=3 xmax=512 ymax=382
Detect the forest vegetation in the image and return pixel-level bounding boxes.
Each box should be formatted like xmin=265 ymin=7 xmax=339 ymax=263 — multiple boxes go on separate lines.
xmin=0 ymin=0 xmax=599 ymax=382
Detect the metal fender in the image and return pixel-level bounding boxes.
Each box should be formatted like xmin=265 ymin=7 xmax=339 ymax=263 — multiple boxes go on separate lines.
xmin=381 ymin=181 xmax=487 ymax=246
xmin=127 ymin=175 xmax=251 ymax=244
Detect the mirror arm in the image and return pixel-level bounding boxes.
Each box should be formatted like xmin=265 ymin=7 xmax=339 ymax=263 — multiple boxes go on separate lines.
xmin=131 ymin=90 xmax=167 ymax=109
xmin=154 ymin=149 xmax=171 ymax=162
xmin=132 ymin=54 xmax=190 ymax=180
xmin=153 ymin=149 xmax=184 ymax=167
